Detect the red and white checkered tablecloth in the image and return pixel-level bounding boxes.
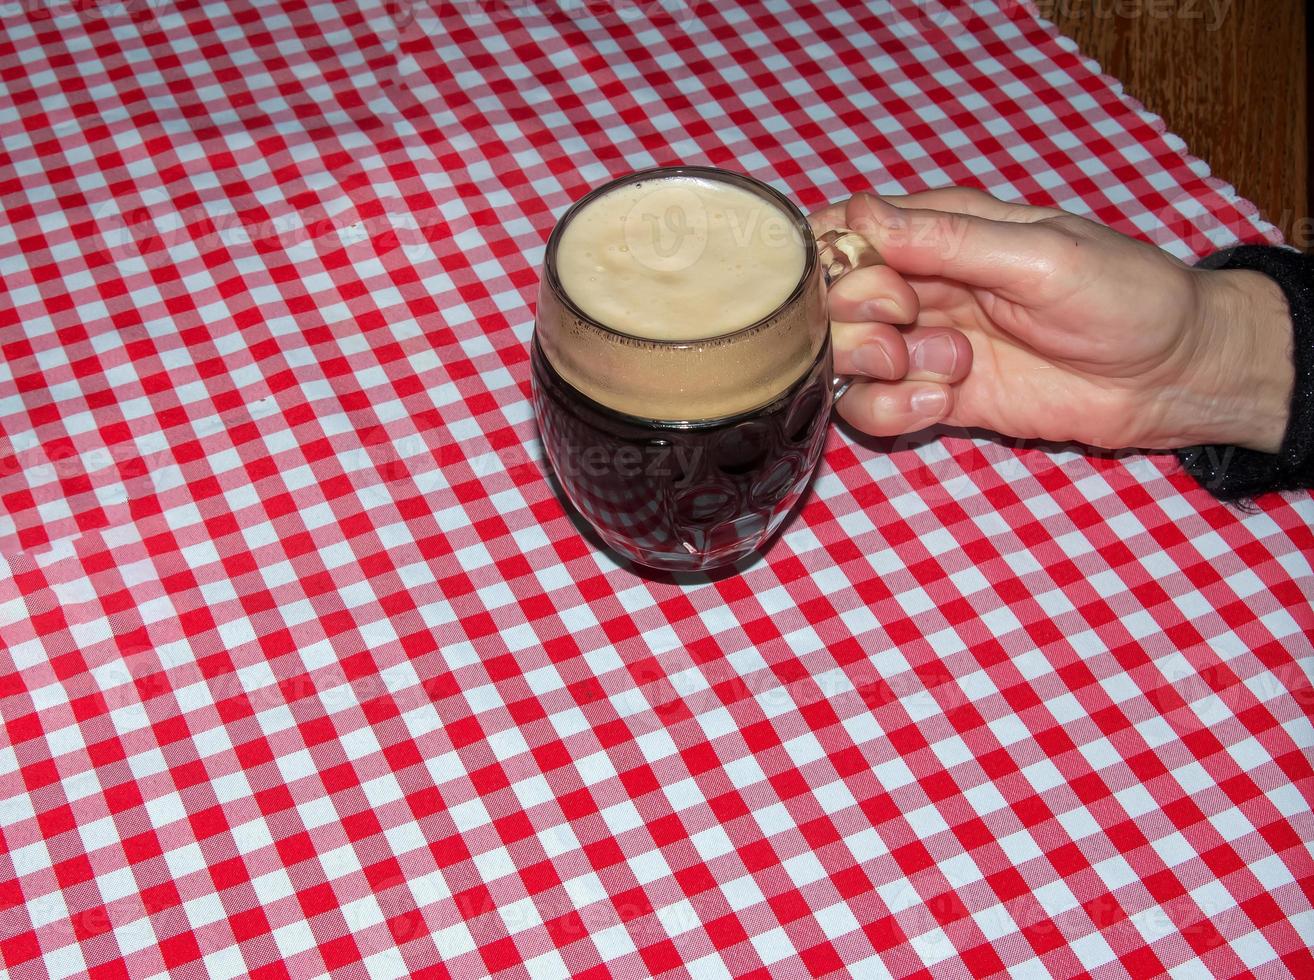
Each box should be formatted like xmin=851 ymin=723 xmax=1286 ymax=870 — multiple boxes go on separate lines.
xmin=1 ymin=0 xmax=1311 ymax=976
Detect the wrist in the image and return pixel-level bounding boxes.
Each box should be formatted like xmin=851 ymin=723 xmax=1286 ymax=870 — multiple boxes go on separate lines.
xmin=1173 ymin=268 xmax=1294 ymax=452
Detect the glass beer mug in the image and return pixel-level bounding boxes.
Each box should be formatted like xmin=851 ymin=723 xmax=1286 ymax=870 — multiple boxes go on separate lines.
xmin=531 ymin=166 xmax=878 ymax=571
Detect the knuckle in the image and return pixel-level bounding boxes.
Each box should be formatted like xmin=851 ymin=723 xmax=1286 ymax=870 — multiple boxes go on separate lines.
xmin=1022 ymin=224 xmax=1079 ymax=280
xmin=1005 ymin=202 xmax=1054 ymax=223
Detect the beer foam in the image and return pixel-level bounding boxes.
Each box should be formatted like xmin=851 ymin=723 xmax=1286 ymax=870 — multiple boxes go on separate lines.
xmin=555 ymin=176 xmax=806 ymax=341
xmin=537 ymin=171 xmax=827 ymax=420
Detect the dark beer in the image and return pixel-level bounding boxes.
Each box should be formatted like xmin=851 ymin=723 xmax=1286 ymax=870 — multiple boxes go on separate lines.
xmin=533 ymin=166 xmax=853 ymax=571
xmin=531 ymin=333 xmax=832 ymax=570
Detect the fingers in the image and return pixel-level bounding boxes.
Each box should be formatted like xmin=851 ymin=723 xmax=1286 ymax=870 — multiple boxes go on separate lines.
xmin=814 ymin=185 xmax=1053 ymax=233
xmin=897 ymin=275 xmax=977 ymax=315
xmin=844 ymin=192 xmax=1066 ymax=294
xmin=832 ymin=321 xmax=909 ymax=379
xmin=833 ymin=322 xmax=973 ymax=384
xmin=828 ymin=264 xmax=919 ymax=323
xmin=837 ymin=380 xmax=955 ymax=437
xmin=832 ymin=324 xmax=974 ymax=438
xmin=876 ymin=186 xmax=1063 ymax=223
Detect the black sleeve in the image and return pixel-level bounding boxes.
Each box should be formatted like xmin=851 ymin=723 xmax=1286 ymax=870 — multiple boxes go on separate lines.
xmin=1176 ymin=245 xmax=1314 ymax=501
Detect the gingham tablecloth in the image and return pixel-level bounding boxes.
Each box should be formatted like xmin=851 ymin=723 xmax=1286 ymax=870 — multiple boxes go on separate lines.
xmin=1 ymin=0 xmax=1312 ymax=977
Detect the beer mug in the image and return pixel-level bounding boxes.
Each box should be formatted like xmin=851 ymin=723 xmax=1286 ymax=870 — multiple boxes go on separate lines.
xmin=532 ymin=166 xmax=878 ymax=571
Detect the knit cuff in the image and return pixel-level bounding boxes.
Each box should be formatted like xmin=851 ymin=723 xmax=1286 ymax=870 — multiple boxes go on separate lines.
xmin=1176 ymin=245 xmax=1314 ymax=500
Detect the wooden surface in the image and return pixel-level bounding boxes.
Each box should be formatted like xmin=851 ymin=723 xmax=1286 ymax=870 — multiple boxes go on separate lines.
xmin=1048 ymin=0 xmax=1308 ymax=249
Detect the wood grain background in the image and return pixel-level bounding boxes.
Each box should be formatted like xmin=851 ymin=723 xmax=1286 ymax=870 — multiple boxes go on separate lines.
xmin=1048 ymin=0 xmax=1309 ymax=249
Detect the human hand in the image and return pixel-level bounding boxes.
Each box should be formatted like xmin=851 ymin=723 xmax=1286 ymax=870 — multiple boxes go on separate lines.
xmin=810 ymin=188 xmax=1293 ymax=452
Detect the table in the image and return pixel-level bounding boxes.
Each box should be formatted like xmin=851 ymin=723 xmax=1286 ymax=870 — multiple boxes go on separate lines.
xmin=1 ymin=1 xmax=1312 ymax=978
xmin=1051 ymin=0 xmax=1308 ymax=250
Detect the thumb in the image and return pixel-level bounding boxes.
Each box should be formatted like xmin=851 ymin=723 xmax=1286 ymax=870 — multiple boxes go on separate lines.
xmin=845 ymin=193 xmax=1061 ymax=295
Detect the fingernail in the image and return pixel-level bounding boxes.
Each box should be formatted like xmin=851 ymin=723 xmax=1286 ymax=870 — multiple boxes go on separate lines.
xmin=851 ymin=342 xmax=895 ymax=378
xmin=910 ymin=335 xmax=958 ymax=379
xmin=910 ymin=387 xmax=948 ymax=418
xmin=857 ymin=298 xmax=903 ymax=322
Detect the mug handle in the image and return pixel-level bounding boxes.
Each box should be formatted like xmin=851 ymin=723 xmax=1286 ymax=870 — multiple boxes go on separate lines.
xmin=816 ymin=228 xmax=884 ymax=403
